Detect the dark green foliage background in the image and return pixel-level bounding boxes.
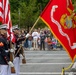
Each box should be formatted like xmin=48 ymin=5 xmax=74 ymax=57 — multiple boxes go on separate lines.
xmin=9 ymin=0 xmax=76 ymax=29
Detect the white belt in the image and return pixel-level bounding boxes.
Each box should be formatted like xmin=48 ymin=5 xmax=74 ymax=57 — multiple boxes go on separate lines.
xmin=5 ymin=50 xmax=9 ymax=52
xmin=17 ymin=45 xmax=20 ymax=47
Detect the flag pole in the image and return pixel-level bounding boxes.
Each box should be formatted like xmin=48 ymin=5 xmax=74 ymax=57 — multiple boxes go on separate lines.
xmin=14 ymin=17 xmax=40 ymax=62
xmin=9 ymin=22 xmax=15 ymax=73
xmin=23 ymin=17 xmax=40 ymax=63
xmin=29 ymin=17 xmax=40 ymax=33
xmin=2 ymin=0 xmax=16 ymax=73
xmin=9 ymin=3 xmax=16 ymax=73
xmin=61 ymin=62 xmax=74 ymax=75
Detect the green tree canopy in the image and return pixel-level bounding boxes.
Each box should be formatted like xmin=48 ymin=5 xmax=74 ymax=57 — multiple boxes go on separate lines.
xmin=9 ymin=0 xmax=76 ymax=29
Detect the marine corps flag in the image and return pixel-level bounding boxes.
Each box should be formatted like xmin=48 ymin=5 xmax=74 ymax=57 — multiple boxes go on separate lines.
xmin=40 ymin=0 xmax=76 ymax=61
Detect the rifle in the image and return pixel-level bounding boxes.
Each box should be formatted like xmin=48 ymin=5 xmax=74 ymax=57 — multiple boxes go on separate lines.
xmin=14 ymin=17 xmax=40 ymax=64
xmin=14 ymin=44 xmax=26 ymax=64
xmin=20 ymin=46 xmax=26 ymax=64
xmin=9 ymin=41 xmax=15 ymax=73
xmin=18 ymin=18 xmax=40 ymax=63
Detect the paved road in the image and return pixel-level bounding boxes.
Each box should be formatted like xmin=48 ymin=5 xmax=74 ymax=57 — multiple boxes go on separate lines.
xmin=20 ymin=49 xmax=73 ymax=75
xmin=0 ymin=49 xmax=75 ymax=75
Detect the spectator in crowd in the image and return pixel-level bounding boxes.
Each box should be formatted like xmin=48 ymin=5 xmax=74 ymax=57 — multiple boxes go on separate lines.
xmin=44 ymin=36 xmax=48 ymax=50
xmin=28 ymin=33 xmax=33 ymax=50
xmin=47 ymin=36 xmax=53 ymax=50
xmin=23 ymin=29 xmax=28 ymax=50
xmin=52 ymin=37 xmax=57 ymax=50
xmin=40 ymin=30 xmax=46 ymax=50
xmin=37 ymin=29 xmax=41 ymax=49
xmin=21 ymin=28 xmax=62 ymax=51
xmin=21 ymin=29 xmax=26 ymax=37
xmin=32 ymin=29 xmax=39 ymax=50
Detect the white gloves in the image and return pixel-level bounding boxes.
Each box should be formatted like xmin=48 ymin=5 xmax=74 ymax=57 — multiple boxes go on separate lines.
xmin=19 ymin=54 xmax=24 ymax=59
xmin=8 ymin=61 xmax=14 ymax=67
xmin=10 ymin=49 xmax=14 ymax=52
xmin=25 ymin=33 xmax=30 ymax=38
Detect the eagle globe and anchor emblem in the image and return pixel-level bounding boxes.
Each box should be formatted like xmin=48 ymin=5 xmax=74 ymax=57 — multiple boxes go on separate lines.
xmin=51 ymin=5 xmax=76 ymax=50
xmin=60 ymin=7 xmax=76 ymax=29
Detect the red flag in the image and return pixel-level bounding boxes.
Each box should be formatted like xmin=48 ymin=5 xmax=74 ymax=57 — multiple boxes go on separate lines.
xmin=40 ymin=0 xmax=76 ymax=61
xmin=0 ymin=0 xmax=15 ymax=43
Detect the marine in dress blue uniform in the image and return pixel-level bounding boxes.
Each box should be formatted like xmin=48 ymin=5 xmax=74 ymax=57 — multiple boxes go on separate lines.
xmin=12 ymin=28 xmax=26 ymax=75
xmin=0 ymin=25 xmax=14 ymax=75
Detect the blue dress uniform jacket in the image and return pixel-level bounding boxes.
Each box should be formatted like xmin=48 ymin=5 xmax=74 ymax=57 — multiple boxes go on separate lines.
xmin=15 ymin=34 xmax=25 ymax=57
xmin=0 ymin=35 xmax=10 ymax=65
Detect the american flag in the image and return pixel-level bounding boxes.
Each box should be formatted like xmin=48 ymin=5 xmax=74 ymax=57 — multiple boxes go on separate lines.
xmin=0 ymin=0 xmax=15 ymax=43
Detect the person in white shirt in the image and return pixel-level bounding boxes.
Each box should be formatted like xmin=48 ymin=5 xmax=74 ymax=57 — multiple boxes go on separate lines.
xmin=32 ymin=29 xmax=39 ymax=50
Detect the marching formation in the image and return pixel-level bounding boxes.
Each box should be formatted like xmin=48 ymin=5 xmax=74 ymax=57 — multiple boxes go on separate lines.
xmin=0 ymin=0 xmax=76 ymax=75
xmin=0 ymin=25 xmax=29 ymax=75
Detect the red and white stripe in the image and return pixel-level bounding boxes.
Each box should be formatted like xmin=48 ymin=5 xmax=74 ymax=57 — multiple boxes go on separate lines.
xmin=0 ymin=0 xmax=3 ymax=22
xmin=0 ymin=0 xmax=15 ymax=43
